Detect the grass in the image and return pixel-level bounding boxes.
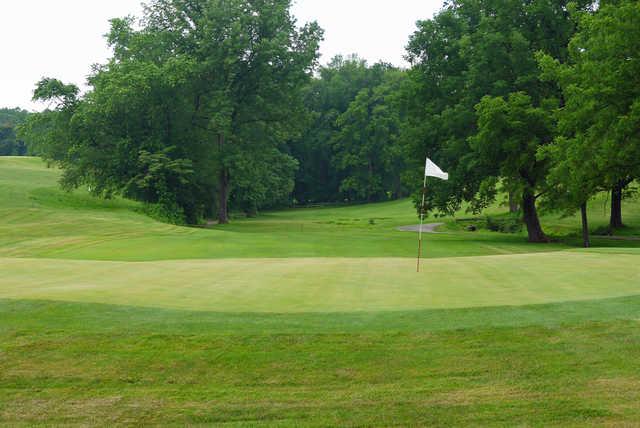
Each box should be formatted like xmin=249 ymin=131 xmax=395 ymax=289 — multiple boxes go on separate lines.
xmin=2 ymin=298 xmax=640 ymax=425
xmin=1 ymin=156 xmax=640 ymax=425
xmin=1 ymin=252 xmax=640 ymax=312
xmin=2 ymin=157 xmax=638 ymax=262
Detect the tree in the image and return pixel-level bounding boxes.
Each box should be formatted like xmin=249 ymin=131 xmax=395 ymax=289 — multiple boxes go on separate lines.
xmin=18 ymin=79 xmax=80 ymax=163
xmin=472 ymin=92 xmax=555 ymax=242
xmin=537 ymin=132 xmax=605 ymax=247
xmin=228 ymin=147 xmax=299 ymax=215
xmin=403 ymin=0 xmax=595 ymax=242
xmin=0 ymin=108 xmax=29 ymax=156
xmin=289 ymin=56 xmax=408 ymax=205
xmin=332 ymin=68 xmax=407 ymax=202
xmin=539 ymin=0 xmax=640 ymax=231
xmin=117 ymin=0 xmax=322 ymax=223
xmin=21 ymin=0 xmax=322 ymax=224
xmin=290 ymin=55 xmax=389 ymax=204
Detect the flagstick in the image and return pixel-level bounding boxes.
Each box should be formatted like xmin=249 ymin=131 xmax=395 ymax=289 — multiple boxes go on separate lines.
xmin=417 ymin=174 xmax=427 ymax=273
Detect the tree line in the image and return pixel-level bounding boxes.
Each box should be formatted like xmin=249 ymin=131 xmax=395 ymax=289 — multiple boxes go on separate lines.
xmin=14 ymin=0 xmax=639 ymax=243
xmin=0 ymin=108 xmax=29 ymax=156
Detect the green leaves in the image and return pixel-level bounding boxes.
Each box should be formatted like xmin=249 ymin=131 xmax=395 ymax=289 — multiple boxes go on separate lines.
xmin=402 ymin=0 xmax=597 ymax=241
xmin=540 ymin=0 xmax=640 ymax=216
xmin=20 ymin=0 xmax=323 ymax=223
xmin=0 ymin=108 xmax=29 ymax=156
xmin=474 ymin=92 xmax=554 ymax=181
xmin=332 ymin=69 xmax=407 ymax=202
xmin=32 ymin=78 xmax=80 ymax=110
xmin=290 ymin=56 xmax=407 ymax=204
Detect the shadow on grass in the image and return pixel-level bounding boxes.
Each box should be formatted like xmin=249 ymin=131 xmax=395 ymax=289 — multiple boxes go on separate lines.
xmin=3 ymin=294 xmax=639 ymax=335
xmin=29 ymin=187 xmax=139 ymax=212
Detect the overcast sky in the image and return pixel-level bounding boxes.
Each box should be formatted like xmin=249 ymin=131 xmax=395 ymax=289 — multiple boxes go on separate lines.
xmin=1 ymin=0 xmax=441 ymax=111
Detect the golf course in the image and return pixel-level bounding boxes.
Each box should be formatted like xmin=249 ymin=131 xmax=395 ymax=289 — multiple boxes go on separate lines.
xmin=2 ymin=0 xmax=639 ymax=424
xmin=1 ymin=156 xmax=639 ymax=425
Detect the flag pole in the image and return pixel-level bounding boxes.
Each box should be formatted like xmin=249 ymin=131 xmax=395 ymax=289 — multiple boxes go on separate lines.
xmin=417 ymin=173 xmax=427 ymax=273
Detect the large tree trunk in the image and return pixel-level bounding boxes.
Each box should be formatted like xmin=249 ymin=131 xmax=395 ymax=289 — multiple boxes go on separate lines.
xmin=581 ymin=202 xmax=590 ymax=248
xmin=610 ymin=181 xmax=625 ymax=229
xmin=522 ymin=190 xmax=547 ymax=243
xmin=217 ymin=133 xmax=230 ymax=224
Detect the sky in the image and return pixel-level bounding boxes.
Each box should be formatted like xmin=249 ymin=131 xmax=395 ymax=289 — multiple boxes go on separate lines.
xmin=1 ymin=0 xmax=442 ymax=111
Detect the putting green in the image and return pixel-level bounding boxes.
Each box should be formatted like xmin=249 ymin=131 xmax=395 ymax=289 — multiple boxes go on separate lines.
xmin=2 ymin=250 xmax=638 ymax=312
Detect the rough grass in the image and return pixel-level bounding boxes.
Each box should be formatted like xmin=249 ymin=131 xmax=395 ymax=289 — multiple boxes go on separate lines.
xmin=1 ymin=156 xmax=640 ymax=426
xmin=2 ymin=298 xmax=640 ymax=426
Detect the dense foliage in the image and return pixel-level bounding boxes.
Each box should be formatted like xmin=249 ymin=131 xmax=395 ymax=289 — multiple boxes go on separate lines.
xmin=21 ymin=0 xmax=322 ymax=224
xmin=0 ymin=108 xmax=29 ymax=156
xmin=539 ymin=0 xmax=640 ymax=235
xmin=290 ymin=56 xmax=407 ymax=204
xmin=403 ymin=0 xmax=598 ymax=242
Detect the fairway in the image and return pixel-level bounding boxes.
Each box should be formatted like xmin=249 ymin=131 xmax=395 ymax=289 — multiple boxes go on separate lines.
xmin=2 ymin=157 xmax=640 ymax=426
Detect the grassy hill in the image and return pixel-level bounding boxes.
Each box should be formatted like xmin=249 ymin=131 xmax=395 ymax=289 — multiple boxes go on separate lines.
xmin=2 ymin=157 xmax=638 ymax=262
xmin=1 ymin=156 xmax=640 ymax=425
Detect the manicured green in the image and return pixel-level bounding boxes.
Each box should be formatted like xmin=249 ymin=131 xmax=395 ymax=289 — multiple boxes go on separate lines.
xmin=2 ymin=252 xmax=640 ymax=313
xmin=1 ymin=157 xmax=640 ymax=425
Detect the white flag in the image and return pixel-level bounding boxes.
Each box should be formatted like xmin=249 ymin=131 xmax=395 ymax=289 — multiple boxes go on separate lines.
xmin=425 ymin=158 xmax=449 ymax=181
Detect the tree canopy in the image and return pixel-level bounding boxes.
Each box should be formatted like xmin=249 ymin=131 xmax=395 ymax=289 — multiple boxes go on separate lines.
xmin=402 ymin=0 xmax=596 ymax=242
xmin=538 ymin=0 xmax=640 ymax=231
xmin=0 ymin=108 xmax=29 ymax=156
xmin=290 ymin=56 xmax=407 ymax=204
xmin=21 ymin=0 xmax=322 ymax=224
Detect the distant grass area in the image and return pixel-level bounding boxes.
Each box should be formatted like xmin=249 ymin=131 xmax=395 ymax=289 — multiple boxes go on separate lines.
xmin=1 ymin=157 xmax=640 ymax=425
xmin=1 ymin=157 xmax=638 ymax=261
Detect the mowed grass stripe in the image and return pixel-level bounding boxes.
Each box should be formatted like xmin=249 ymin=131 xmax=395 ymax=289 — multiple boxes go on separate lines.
xmin=3 ymin=294 xmax=640 ymax=335
xmin=2 ymin=298 xmax=640 ymax=425
xmin=2 ymin=251 xmax=639 ymax=312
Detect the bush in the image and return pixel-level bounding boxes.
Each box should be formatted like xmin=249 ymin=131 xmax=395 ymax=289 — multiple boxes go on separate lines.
xmin=485 ymin=215 xmax=523 ymax=233
xmin=140 ymin=199 xmax=186 ymax=225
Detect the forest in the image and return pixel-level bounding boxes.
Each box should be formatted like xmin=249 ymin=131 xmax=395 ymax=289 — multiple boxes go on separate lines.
xmin=9 ymin=0 xmax=640 ymax=244
xmin=0 ymin=108 xmax=29 ymax=156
